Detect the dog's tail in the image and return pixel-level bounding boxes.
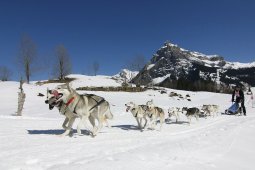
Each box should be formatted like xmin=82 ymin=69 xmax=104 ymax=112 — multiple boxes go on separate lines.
xmin=105 ymin=104 xmax=114 ymax=120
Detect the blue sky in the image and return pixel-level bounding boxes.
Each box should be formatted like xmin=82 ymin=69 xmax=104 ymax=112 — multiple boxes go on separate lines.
xmin=0 ymin=0 xmax=255 ymax=80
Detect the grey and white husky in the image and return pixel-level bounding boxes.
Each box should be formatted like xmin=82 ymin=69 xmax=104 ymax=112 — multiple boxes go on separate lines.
xmin=47 ymin=84 xmax=113 ymax=137
xmin=168 ymin=107 xmax=182 ymax=122
xmin=125 ymin=102 xmax=149 ymax=130
xmin=182 ymin=107 xmax=200 ymax=124
xmin=45 ymin=92 xmax=78 ymax=136
xmin=146 ymin=100 xmax=165 ymax=130
xmin=201 ymin=104 xmax=219 ymax=117
xmin=45 ymin=89 xmax=112 ymax=136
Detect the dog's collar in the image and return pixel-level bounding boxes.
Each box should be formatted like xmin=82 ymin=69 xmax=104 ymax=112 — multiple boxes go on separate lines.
xmin=66 ymin=97 xmax=75 ymax=106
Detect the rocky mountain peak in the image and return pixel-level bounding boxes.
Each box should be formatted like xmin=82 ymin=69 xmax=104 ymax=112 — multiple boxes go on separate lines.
xmin=131 ymin=41 xmax=255 ymax=89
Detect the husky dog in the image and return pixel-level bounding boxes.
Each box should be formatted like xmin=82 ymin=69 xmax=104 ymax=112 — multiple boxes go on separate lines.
xmin=168 ymin=107 xmax=182 ymax=122
xmin=182 ymin=107 xmax=200 ymax=124
xmin=146 ymin=100 xmax=165 ymax=130
xmin=125 ymin=102 xmax=149 ymax=130
xmin=202 ymin=105 xmax=219 ymax=117
xmin=45 ymin=89 xmax=112 ymax=136
xmin=52 ymin=84 xmax=113 ymax=137
xmin=45 ymin=93 xmax=78 ymax=136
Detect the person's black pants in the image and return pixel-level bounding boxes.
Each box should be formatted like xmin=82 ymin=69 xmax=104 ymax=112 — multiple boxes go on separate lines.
xmin=236 ymin=97 xmax=246 ymax=116
xmin=241 ymin=101 xmax=246 ymax=115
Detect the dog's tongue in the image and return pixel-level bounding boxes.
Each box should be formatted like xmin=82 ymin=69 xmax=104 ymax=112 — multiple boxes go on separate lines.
xmin=126 ymin=108 xmax=128 ymax=112
xmin=52 ymin=90 xmax=59 ymax=98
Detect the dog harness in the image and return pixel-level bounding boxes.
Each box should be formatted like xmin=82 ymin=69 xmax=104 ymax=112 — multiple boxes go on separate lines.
xmin=62 ymin=93 xmax=106 ymax=115
xmin=131 ymin=108 xmax=139 ymax=117
xmin=66 ymin=97 xmax=75 ymax=106
xmin=60 ymin=96 xmax=77 ymax=115
xmin=83 ymin=94 xmax=106 ymax=111
xmin=147 ymin=107 xmax=154 ymax=118
xmin=89 ymin=98 xmax=105 ymax=111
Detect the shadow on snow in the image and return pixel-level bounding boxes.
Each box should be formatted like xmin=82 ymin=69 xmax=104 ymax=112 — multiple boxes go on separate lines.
xmin=27 ymin=129 xmax=91 ymax=136
xmin=111 ymin=124 xmax=141 ymax=131
xmin=165 ymin=120 xmax=190 ymax=125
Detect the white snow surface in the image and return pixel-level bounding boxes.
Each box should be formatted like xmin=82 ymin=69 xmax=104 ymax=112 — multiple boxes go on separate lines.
xmin=152 ymin=74 xmax=170 ymax=85
xmin=147 ymin=64 xmax=155 ymax=70
xmin=66 ymin=74 xmax=121 ymax=87
xmin=1 ymin=77 xmax=255 ymax=170
xmin=223 ymin=61 xmax=255 ymax=69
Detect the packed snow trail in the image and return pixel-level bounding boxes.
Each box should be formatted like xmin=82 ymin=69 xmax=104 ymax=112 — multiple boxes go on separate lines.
xmin=0 ymin=80 xmax=254 ymax=170
xmin=0 ymin=113 xmax=254 ymax=170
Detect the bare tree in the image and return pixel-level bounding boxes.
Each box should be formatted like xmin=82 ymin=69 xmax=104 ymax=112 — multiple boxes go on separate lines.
xmin=92 ymin=61 xmax=99 ymax=76
xmin=127 ymin=55 xmax=146 ymax=71
xmin=0 ymin=66 xmax=12 ymax=81
xmin=17 ymin=35 xmax=37 ymax=83
xmin=16 ymin=77 xmax=25 ymax=116
xmin=53 ymin=44 xmax=72 ymax=80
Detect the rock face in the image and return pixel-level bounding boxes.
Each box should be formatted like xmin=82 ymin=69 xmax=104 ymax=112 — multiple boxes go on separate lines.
xmin=131 ymin=41 xmax=255 ymax=88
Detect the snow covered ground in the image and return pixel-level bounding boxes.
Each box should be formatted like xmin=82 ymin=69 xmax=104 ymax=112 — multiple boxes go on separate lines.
xmin=0 ymin=76 xmax=255 ymax=170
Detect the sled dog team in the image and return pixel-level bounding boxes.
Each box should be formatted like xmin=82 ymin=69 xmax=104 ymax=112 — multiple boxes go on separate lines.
xmin=45 ymin=84 xmax=219 ymax=137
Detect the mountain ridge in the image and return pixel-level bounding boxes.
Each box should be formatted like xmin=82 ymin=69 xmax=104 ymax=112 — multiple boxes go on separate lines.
xmin=131 ymin=41 xmax=255 ymax=90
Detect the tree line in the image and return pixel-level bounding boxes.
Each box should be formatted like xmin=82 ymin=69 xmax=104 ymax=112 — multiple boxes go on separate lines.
xmin=159 ymin=78 xmax=233 ymax=93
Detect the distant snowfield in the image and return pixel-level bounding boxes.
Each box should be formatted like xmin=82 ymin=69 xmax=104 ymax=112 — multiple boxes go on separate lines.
xmin=67 ymin=74 xmax=121 ymax=87
xmin=0 ymin=76 xmax=255 ymax=170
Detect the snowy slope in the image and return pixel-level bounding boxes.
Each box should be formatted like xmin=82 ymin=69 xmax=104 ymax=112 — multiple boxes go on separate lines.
xmin=0 ymin=76 xmax=255 ymax=170
xmin=67 ymin=74 xmax=122 ymax=87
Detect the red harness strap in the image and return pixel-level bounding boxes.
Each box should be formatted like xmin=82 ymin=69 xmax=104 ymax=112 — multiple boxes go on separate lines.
xmin=66 ymin=97 xmax=75 ymax=106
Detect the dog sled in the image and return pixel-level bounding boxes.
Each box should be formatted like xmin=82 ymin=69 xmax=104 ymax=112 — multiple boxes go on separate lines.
xmin=225 ymin=102 xmax=241 ymax=115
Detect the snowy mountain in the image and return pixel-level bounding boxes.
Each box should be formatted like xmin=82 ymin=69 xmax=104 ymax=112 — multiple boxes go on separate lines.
xmin=131 ymin=41 xmax=255 ymax=89
xmin=112 ymin=69 xmax=139 ymax=84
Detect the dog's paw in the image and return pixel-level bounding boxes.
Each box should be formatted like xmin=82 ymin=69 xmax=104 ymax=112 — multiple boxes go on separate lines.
xmin=90 ymin=133 xmax=96 ymax=138
xmin=68 ymin=131 xmax=74 ymax=137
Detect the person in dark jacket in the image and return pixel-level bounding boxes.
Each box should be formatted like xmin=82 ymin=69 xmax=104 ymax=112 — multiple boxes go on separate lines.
xmin=232 ymin=86 xmax=246 ymax=116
